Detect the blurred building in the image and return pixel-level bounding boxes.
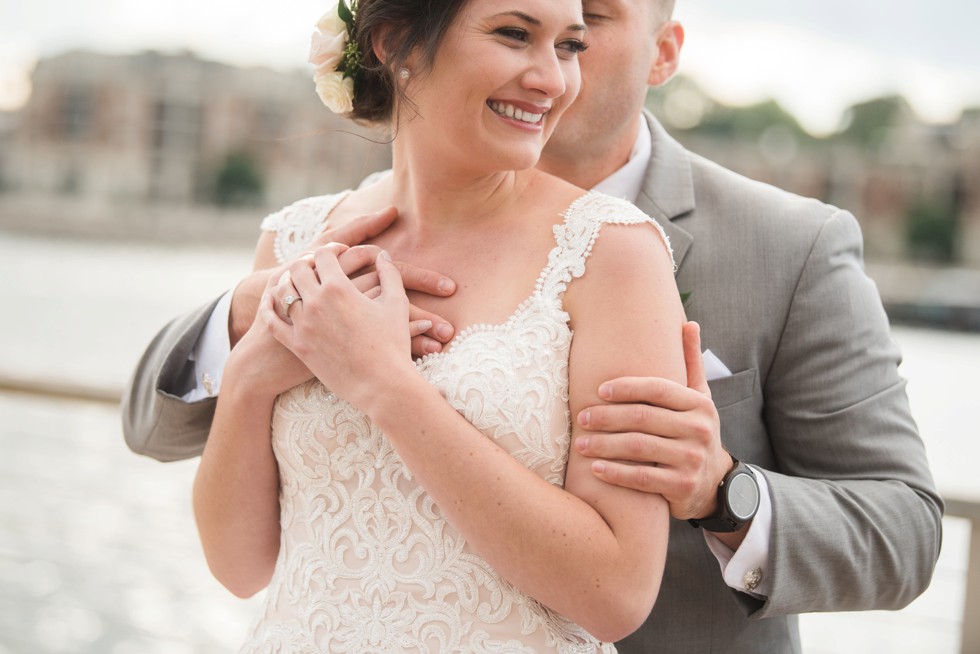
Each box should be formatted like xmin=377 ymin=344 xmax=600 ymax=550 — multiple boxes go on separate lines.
xmin=1 ymin=51 xmax=978 ymax=267
xmin=650 ymin=81 xmax=980 ymax=267
xmin=0 ymin=50 xmax=391 ymax=211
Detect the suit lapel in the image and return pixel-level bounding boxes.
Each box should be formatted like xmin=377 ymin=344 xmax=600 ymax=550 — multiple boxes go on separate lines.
xmin=632 ymin=112 xmax=696 ymax=275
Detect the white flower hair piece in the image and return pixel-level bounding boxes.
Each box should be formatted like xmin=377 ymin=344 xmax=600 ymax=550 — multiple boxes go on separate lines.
xmin=310 ymin=0 xmax=359 ymax=114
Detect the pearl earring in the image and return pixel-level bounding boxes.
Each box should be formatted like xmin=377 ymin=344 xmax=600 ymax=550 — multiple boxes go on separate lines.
xmin=398 ymin=68 xmax=410 ymax=80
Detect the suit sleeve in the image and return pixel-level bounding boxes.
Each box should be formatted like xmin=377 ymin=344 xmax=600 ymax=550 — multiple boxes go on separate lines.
xmin=749 ymin=209 xmax=943 ymax=617
xmin=120 ymin=297 xmax=222 ymax=462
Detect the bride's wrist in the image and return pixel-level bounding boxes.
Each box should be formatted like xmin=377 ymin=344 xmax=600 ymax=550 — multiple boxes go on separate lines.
xmin=352 ymin=360 xmax=425 ymax=426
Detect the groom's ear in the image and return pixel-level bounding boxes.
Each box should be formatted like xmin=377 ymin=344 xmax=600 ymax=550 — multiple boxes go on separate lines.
xmin=648 ymin=21 xmax=684 ymax=88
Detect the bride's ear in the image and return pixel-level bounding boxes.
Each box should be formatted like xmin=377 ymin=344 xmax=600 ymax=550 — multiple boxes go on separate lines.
xmin=371 ymin=26 xmax=420 ymax=79
xmin=371 ymin=26 xmax=391 ymax=64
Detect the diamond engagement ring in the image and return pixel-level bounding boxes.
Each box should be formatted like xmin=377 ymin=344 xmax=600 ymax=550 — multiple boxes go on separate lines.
xmin=283 ymin=294 xmax=302 ymax=315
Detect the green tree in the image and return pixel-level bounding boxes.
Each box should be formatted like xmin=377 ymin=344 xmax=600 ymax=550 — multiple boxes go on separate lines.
xmin=836 ymin=95 xmax=910 ymax=148
xmin=905 ymin=197 xmax=956 ymax=263
xmin=212 ymin=151 xmax=264 ymax=207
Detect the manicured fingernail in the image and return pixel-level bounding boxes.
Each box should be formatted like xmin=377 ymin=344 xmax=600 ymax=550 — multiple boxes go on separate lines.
xmin=416 ymin=320 xmax=433 ymax=333
xmin=576 ymin=436 xmax=590 ymax=451
xmin=423 ymin=338 xmax=441 ymax=353
xmin=598 ymin=383 xmax=612 ymax=400
xmin=380 ymin=250 xmax=392 ymax=261
xmin=592 ymin=460 xmax=606 ymax=474
xmin=578 ymin=410 xmax=590 ymax=426
xmin=436 ymin=323 xmax=453 ymax=339
xmin=438 ymin=278 xmax=455 ymax=293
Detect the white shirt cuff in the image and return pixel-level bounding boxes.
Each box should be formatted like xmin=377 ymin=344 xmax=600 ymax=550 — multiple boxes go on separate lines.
xmin=703 ymin=465 xmax=772 ymax=599
xmin=180 ymin=291 xmax=233 ymax=401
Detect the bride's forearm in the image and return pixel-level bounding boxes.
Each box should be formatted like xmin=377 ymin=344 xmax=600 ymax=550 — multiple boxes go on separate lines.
xmin=363 ymin=373 xmax=666 ymax=642
xmin=193 ymin=372 xmax=281 ymax=598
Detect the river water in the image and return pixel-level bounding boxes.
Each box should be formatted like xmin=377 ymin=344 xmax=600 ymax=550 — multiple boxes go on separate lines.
xmin=0 ymin=231 xmax=975 ymax=653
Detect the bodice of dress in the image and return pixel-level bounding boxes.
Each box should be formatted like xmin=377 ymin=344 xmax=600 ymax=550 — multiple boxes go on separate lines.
xmin=243 ymin=192 xmax=671 ymax=654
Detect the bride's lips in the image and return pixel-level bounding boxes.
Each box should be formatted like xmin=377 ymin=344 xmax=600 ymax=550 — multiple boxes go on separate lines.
xmin=487 ymin=99 xmax=549 ymax=129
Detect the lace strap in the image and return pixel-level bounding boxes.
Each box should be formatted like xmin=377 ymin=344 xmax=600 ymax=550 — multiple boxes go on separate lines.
xmin=260 ymin=190 xmax=352 ymax=264
xmin=536 ymin=192 xmax=674 ymax=303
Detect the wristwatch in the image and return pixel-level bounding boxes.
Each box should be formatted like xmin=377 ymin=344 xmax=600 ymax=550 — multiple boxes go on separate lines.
xmin=688 ymin=457 xmax=760 ymax=533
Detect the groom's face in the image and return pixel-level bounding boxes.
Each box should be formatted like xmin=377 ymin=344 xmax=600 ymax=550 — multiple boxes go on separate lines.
xmin=544 ymin=0 xmax=679 ymax=175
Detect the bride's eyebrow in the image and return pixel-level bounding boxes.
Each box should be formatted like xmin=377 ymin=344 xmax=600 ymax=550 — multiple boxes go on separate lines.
xmin=492 ymin=11 xmax=587 ymax=34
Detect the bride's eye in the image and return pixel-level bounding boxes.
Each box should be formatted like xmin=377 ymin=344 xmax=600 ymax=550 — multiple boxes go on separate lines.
xmin=495 ymin=26 xmax=530 ymax=43
xmin=556 ymin=39 xmax=589 ymax=58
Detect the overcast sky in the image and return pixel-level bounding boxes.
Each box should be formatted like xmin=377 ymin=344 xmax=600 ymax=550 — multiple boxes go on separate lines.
xmin=2 ymin=0 xmax=979 ymax=134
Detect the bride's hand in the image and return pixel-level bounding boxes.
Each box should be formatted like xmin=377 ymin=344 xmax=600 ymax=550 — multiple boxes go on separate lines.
xmin=227 ymin=274 xmax=315 ymax=398
xmin=262 ymin=243 xmax=416 ymax=409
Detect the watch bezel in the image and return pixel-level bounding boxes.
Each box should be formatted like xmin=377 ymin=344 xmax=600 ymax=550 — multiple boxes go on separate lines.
xmin=724 ymin=469 xmax=760 ymax=522
xmin=688 ymin=458 xmax=760 ymax=533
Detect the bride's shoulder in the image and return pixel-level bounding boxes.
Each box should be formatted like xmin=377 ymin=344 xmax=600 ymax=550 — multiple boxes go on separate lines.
xmin=564 ymin=191 xmax=674 ymax=276
xmin=256 ymin=190 xmax=353 ymax=265
xmin=259 ymin=191 xmax=353 ymax=234
xmin=566 ymin=191 xmax=652 ymax=226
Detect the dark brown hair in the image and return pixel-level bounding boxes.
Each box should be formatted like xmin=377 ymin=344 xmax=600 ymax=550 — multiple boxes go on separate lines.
xmin=349 ymin=0 xmax=469 ymax=123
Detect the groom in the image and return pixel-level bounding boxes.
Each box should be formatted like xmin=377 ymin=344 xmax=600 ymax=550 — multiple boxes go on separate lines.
xmin=122 ymin=1 xmax=942 ymax=652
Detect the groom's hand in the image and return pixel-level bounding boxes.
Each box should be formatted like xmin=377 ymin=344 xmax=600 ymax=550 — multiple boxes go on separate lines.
xmin=229 ymin=208 xmax=456 ymax=357
xmin=574 ymin=322 xmax=731 ymax=521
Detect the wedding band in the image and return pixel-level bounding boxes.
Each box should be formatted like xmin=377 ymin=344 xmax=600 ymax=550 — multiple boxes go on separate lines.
xmin=283 ymin=294 xmax=302 ymax=315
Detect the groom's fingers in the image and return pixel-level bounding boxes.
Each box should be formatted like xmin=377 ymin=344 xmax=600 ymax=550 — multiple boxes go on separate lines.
xmin=338 ymin=245 xmax=456 ymax=298
xmin=588 ymin=459 xmax=667 ymax=495
xmin=409 ymin=304 xmax=454 ymax=357
xmin=575 ymin=430 xmax=685 ymax=466
xmin=595 ymin=376 xmax=704 ymax=412
xmin=319 ymin=206 xmax=399 ymax=247
xmin=682 ymin=321 xmax=710 ymax=395
xmin=395 ymin=261 xmax=456 ymax=297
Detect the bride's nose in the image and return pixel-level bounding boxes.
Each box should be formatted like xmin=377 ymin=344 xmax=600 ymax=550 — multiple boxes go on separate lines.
xmin=520 ymin=46 xmax=567 ymax=98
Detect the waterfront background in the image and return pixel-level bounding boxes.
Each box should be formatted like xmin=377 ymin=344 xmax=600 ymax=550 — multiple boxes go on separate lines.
xmin=2 ymin=1 xmax=979 ymax=649
xmin=0 ymin=230 xmax=976 ymax=653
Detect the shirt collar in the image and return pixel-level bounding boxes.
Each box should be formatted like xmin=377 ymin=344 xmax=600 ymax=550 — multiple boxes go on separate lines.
xmin=591 ymin=117 xmax=651 ymax=202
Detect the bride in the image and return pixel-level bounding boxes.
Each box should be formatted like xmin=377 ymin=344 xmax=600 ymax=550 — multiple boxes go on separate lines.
xmin=192 ymin=0 xmax=686 ymax=650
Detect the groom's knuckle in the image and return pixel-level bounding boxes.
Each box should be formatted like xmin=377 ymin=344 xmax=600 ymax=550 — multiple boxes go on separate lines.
xmin=625 ymin=432 xmax=650 ymax=457
xmin=628 ymin=404 xmax=652 ymax=427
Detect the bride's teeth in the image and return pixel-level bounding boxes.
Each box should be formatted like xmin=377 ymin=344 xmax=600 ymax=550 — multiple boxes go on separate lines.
xmin=489 ymin=101 xmax=543 ymax=124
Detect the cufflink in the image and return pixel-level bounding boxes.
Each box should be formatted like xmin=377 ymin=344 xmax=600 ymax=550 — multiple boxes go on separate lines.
xmin=743 ymin=568 xmax=762 ymax=591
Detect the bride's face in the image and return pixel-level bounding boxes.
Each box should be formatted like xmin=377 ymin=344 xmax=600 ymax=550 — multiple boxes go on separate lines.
xmin=399 ymin=0 xmax=586 ymax=174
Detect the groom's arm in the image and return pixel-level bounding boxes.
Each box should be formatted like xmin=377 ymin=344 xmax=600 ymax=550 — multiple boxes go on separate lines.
xmin=577 ymin=210 xmax=943 ymax=615
xmin=121 ymin=297 xmax=223 ymax=461
xmin=123 ymin=211 xmax=461 ymax=462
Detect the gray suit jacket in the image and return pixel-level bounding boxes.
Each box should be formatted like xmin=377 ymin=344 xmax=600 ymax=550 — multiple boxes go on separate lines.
xmin=121 ymin=113 xmax=943 ymax=653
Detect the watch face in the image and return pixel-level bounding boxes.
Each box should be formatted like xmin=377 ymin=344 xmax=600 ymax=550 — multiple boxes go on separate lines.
xmin=727 ymin=472 xmax=760 ymax=521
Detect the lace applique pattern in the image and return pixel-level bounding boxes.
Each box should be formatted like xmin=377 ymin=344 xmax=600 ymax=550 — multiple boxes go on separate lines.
xmin=241 ymin=192 xmax=666 ymax=653
xmin=260 ymin=191 xmax=352 ymax=264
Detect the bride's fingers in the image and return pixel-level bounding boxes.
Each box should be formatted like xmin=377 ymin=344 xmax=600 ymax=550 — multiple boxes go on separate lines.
xmin=375 ymin=251 xmax=406 ymax=302
xmin=261 ymin=293 xmax=291 ymax=345
xmin=352 ymin=271 xmax=381 ymax=294
xmin=273 ymin=272 xmax=303 ymax=323
xmin=337 ymin=244 xmax=382 ymax=278
xmin=307 ymin=242 xmax=350 ymax=291
xmin=288 ymin=252 xmax=319 ymax=288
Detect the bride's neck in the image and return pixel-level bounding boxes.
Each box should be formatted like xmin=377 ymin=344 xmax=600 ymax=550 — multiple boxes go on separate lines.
xmin=389 ymin=139 xmax=534 ymax=236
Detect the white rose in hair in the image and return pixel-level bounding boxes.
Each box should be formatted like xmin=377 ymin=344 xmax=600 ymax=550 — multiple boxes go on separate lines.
xmin=310 ymin=4 xmax=348 ymax=73
xmin=314 ymin=70 xmax=354 ymax=114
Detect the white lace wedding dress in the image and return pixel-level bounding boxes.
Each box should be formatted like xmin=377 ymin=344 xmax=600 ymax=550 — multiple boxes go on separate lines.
xmin=239 ymin=191 xmax=671 ymax=653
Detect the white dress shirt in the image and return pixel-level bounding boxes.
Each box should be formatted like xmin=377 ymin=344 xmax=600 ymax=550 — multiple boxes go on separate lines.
xmin=183 ymin=117 xmax=774 ymax=597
